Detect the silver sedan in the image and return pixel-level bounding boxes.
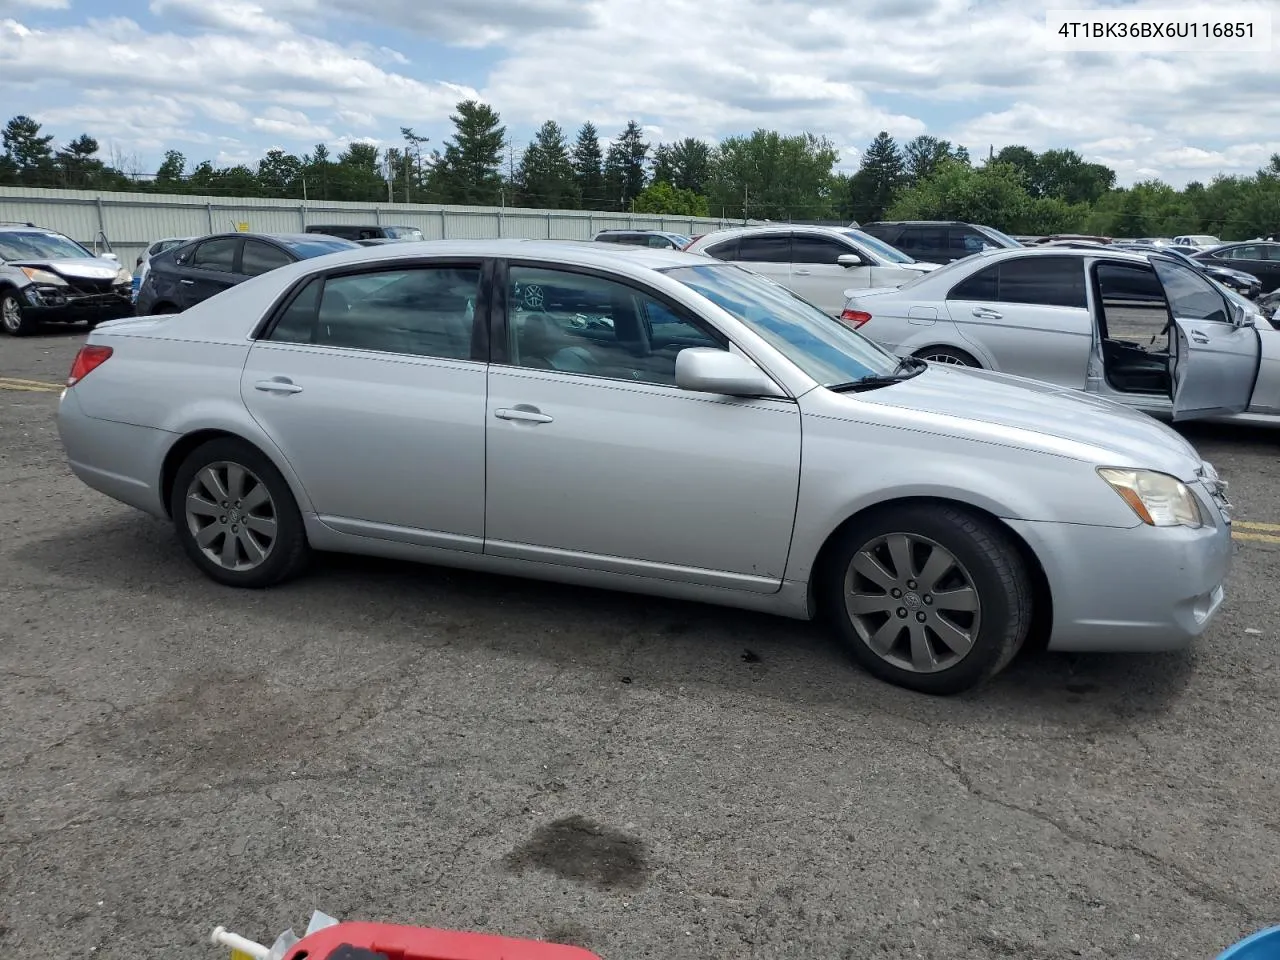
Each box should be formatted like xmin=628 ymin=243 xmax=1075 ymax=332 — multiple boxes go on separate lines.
xmin=57 ymin=240 xmax=1233 ymax=695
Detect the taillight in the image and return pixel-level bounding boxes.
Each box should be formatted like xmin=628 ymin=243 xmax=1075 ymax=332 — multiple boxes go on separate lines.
xmin=840 ymin=309 xmax=872 ymax=329
xmin=67 ymin=345 xmax=113 ymax=386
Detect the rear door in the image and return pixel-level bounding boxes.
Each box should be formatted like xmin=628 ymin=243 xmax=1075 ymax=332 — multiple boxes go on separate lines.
xmin=240 ymin=239 xmax=295 ymax=278
xmin=788 ymin=232 xmax=869 ymax=314
xmin=735 ymin=233 xmax=792 ymax=287
xmin=182 ymin=237 xmax=242 ymax=308
xmin=946 ymin=255 xmax=1093 ymax=387
xmin=1154 ymin=258 xmax=1261 ymax=420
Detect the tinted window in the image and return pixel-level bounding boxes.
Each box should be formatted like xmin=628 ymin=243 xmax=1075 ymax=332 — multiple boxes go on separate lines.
xmin=266 ymin=265 xmax=481 ymax=359
xmin=895 ymin=226 xmax=947 ymax=253
xmin=950 ymin=227 xmax=993 ymax=255
xmin=1150 ymin=259 xmax=1229 ymax=323
xmin=505 ymin=265 xmax=725 ymax=385
xmin=241 ymin=240 xmax=294 ymax=277
xmin=278 ymin=237 xmax=361 ymax=258
xmin=737 ymin=234 xmax=791 ymax=262
xmin=791 ymin=235 xmax=852 ymax=264
xmin=646 ymin=235 xmax=675 ymax=248
xmin=996 ymin=256 xmax=1087 ymax=308
xmin=949 ymin=264 xmax=998 ymax=300
xmin=1220 ymin=245 xmax=1263 ymax=261
xmin=703 ymin=239 xmax=739 ymax=261
xmin=861 ymin=224 xmax=902 ymax=245
xmin=191 ymin=238 xmax=239 ymax=272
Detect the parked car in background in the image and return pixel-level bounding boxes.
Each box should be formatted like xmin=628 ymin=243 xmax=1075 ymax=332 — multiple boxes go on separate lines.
xmin=1173 ymin=234 xmax=1222 ymax=249
xmin=1112 ymin=242 xmax=1262 ymax=299
xmin=841 ymin=246 xmax=1279 ymax=427
xmin=133 ymin=236 xmax=195 ymax=302
xmin=684 ymin=225 xmax=937 ymax=315
xmin=136 ymin=233 xmax=359 ymax=314
xmin=858 ymin=221 xmax=1023 ymax=264
xmin=0 ymin=222 xmax=133 ymax=336
xmin=593 ymin=230 xmax=691 ymax=250
xmin=304 ymin=225 xmax=425 ymax=242
xmin=1194 ymin=241 xmax=1280 ymax=294
xmin=57 ymin=239 xmax=1232 ymax=695
xmin=1031 ymin=234 xmax=1112 ymax=245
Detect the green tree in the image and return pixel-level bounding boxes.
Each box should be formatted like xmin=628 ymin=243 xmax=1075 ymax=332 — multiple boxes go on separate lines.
xmin=903 ymin=135 xmax=956 ymax=185
xmin=400 ymin=126 xmax=431 ymax=200
xmin=1034 ymin=148 xmax=1116 ymax=205
xmin=571 ymin=122 xmax=605 ymax=207
xmin=654 ymin=137 xmax=712 ymax=194
xmin=632 ymin=180 xmax=709 ymax=217
xmin=602 ymin=120 xmax=649 ymax=210
xmin=257 ymin=149 xmax=302 ymax=197
xmin=431 ymin=99 xmax=507 ymax=205
xmin=155 ymin=149 xmax=186 ymax=189
xmin=55 ymin=134 xmax=106 ymax=188
xmin=848 ymin=132 xmax=906 ymax=222
xmin=2 ymin=115 xmax=54 ymax=184
xmin=704 ymin=129 xmax=840 ymax=220
xmin=514 ymin=120 xmax=578 ymax=208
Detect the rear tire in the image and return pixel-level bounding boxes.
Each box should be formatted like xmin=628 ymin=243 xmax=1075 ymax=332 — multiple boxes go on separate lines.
xmin=914 ymin=345 xmax=979 ymax=367
xmin=169 ymin=437 xmax=310 ymax=588
xmin=819 ymin=504 xmax=1032 ymax=695
xmin=1 ymin=291 xmax=32 ymax=336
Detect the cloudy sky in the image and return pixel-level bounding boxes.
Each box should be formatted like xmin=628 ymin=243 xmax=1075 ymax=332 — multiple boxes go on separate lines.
xmin=0 ymin=0 xmax=1275 ymax=187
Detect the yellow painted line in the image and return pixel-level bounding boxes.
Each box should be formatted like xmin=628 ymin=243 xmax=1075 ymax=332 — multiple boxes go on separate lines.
xmin=1235 ymin=521 xmax=1280 ymax=533
xmin=0 ymin=375 xmax=63 ymax=388
xmin=1234 ymin=531 xmax=1280 ymax=545
xmin=0 ymin=379 xmax=62 ymax=393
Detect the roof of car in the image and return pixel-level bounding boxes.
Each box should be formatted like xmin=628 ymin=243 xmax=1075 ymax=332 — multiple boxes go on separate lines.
xmin=688 ymin=224 xmax=860 ymax=244
xmin=237 ymin=238 xmax=706 ymax=270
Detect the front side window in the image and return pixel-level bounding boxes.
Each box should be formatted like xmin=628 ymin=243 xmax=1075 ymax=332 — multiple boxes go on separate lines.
xmin=896 ymin=227 xmax=946 ymax=253
xmin=791 ymin=235 xmax=853 ymax=265
xmin=664 ymin=262 xmax=899 ymax=386
xmin=191 ymin=238 xmax=239 ymax=272
xmin=266 ymin=264 xmax=481 ymax=359
xmin=504 ymin=265 xmax=725 ymax=385
xmin=1150 ymin=259 xmax=1229 ymax=323
xmin=843 ymin=229 xmax=913 ymax=263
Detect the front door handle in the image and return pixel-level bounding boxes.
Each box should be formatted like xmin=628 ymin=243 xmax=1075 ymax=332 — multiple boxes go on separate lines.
xmin=971 ymin=307 xmax=1003 ymax=319
xmin=495 ymin=406 xmax=553 ymax=424
xmin=254 ymin=378 xmax=303 ymax=394
xmin=1190 ymin=331 xmax=1211 ymax=344
xmin=793 ymin=269 xmax=812 ymax=276
xmin=179 ymin=279 xmax=195 ymax=285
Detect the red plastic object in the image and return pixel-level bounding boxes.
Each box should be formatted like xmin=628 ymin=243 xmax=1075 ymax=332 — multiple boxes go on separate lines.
xmin=281 ymin=922 xmax=602 ymax=960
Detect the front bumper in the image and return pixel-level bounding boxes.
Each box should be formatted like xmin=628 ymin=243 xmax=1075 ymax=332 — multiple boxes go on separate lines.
xmin=22 ymin=284 xmax=134 ymax=323
xmin=1005 ymin=488 xmax=1232 ymax=652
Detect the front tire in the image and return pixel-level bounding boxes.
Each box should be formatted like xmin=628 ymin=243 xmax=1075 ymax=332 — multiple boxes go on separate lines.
xmin=1 ymin=291 xmax=32 ymax=336
xmin=914 ymin=345 xmax=979 ymax=367
xmin=820 ymin=504 xmax=1032 ymax=695
xmin=169 ymin=437 xmax=310 ymax=588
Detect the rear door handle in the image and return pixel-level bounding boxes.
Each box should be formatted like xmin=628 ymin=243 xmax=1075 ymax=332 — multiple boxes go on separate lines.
xmin=495 ymin=406 xmax=553 ymax=424
xmin=793 ymin=269 xmax=812 ymax=276
xmin=971 ymin=307 xmax=1003 ymax=319
xmin=254 ymin=378 xmax=303 ymax=394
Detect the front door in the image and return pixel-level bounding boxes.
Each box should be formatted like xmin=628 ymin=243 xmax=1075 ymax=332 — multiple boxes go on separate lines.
xmin=946 ymin=254 xmax=1093 ymax=388
xmin=182 ymin=236 xmax=243 ymax=308
xmin=240 ymin=259 xmax=489 ymax=550
xmin=484 ymin=261 xmax=803 ymax=592
xmin=1153 ymin=259 xmax=1261 ymax=420
xmin=788 ymin=232 xmax=870 ymax=315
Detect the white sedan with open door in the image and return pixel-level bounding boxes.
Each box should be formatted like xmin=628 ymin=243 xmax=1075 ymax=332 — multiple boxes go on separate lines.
xmin=841 ymin=247 xmax=1280 ymax=426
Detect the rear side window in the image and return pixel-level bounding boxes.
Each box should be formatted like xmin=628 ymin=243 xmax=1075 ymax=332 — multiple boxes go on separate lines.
xmin=737 ymin=234 xmax=791 ymax=262
xmin=703 ymin=238 xmax=739 ymax=261
xmin=949 ymin=264 xmax=998 ymax=301
xmin=266 ymin=265 xmax=482 ymax=360
xmin=896 ymin=227 xmax=946 ymax=254
xmin=995 ymin=256 xmax=1088 ymax=308
xmin=190 ymin=238 xmax=239 ymax=272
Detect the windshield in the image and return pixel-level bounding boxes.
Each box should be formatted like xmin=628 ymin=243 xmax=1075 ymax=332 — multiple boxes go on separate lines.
xmin=0 ymin=230 xmax=94 ymax=261
xmin=981 ymin=226 xmax=1022 ymax=248
xmin=843 ymin=229 xmax=914 ymax=263
xmin=383 ymin=227 xmax=425 ymax=240
xmin=663 ymin=263 xmax=900 ymax=385
xmin=279 ymin=237 xmax=361 ymax=258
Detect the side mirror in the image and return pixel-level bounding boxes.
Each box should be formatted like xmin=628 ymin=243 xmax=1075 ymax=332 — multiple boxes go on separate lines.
xmin=837 ymin=253 xmax=866 ymax=268
xmin=675 ymin=348 xmax=785 ymax=398
xmin=1231 ymin=302 xmax=1255 ymax=328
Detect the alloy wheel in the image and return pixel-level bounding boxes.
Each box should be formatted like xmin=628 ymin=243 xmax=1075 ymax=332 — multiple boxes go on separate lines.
xmin=184 ymin=461 xmax=278 ymax=571
xmin=843 ymin=533 xmax=982 ymax=673
xmin=1 ymin=295 xmax=22 ymax=334
xmin=920 ymin=351 xmax=971 ymax=365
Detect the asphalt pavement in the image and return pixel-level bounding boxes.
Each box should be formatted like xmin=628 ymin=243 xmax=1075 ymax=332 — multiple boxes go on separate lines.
xmin=2 ymin=328 xmax=1279 ymax=960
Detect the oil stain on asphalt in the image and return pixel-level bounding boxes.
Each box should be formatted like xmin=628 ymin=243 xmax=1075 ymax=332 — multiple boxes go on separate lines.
xmin=504 ymin=814 xmax=649 ymax=891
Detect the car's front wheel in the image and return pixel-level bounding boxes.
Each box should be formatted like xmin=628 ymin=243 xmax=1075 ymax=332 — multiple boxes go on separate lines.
xmin=1 ymin=291 xmax=32 ymax=336
xmin=913 ymin=345 xmax=979 ymax=367
xmin=169 ymin=437 xmax=310 ymax=588
xmin=820 ymin=504 xmax=1032 ymax=695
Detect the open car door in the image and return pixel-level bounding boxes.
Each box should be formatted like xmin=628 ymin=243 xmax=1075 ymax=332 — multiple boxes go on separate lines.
xmin=1151 ymin=257 xmax=1261 ymax=421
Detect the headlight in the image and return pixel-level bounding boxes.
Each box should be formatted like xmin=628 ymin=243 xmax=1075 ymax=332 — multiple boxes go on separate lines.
xmin=1097 ymin=467 xmax=1202 ymax=528
xmin=19 ymin=266 xmax=67 ymax=286
xmin=115 ymin=266 xmax=132 ymax=284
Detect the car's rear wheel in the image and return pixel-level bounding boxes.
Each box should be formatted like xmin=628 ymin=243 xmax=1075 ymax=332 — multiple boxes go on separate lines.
xmin=170 ymin=438 xmax=310 ymax=588
xmin=150 ymin=302 xmax=179 ymax=315
xmin=914 ymin=345 xmax=979 ymax=367
xmin=820 ymin=504 xmax=1032 ymax=695
xmin=1 ymin=291 xmax=32 ymax=336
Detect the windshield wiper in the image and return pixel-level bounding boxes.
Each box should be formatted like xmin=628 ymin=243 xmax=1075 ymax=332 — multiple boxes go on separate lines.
xmin=826 ymin=355 xmax=926 ymax=393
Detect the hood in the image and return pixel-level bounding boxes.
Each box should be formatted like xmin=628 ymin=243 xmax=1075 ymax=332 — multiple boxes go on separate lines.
xmin=1211 ymin=265 xmax=1259 ymax=282
xmin=898 ymin=261 xmax=938 ymax=272
xmin=847 ymin=364 xmax=1203 ymax=480
xmin=14 ymin=257 xmax=122 ymax=281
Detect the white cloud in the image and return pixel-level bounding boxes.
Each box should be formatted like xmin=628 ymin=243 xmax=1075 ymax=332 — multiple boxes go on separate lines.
xmin=0 ymin=0 xmax=67 ymax=10
xmin=2 ymin=0 xmax=1277 ymax=187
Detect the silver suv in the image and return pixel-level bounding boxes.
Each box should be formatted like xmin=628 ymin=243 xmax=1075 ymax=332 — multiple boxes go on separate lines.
xmin=0 ymin=222 xmax=134 ymax=336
